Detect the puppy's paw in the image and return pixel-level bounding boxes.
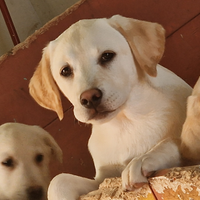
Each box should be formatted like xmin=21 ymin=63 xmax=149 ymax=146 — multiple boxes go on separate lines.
xmin=48 ymin=173 xmax=99 ymax=200
xmin=48 ymin=174 xmax=82 ymax=200
xmin=141 ymin=156 xmax=158 ymax=177
xmin=122 ymin=157 xmax=148 ymax=191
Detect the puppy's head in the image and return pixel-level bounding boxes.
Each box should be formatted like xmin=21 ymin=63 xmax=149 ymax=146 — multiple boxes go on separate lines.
xmin=0 ymin=122 xmax=62 ymax=200
xmin=29 ymin=15 xmax=165 ymax=124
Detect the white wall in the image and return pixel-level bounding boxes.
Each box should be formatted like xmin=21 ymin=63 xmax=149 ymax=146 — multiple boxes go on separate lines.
xmin=0 ymin=0 xmax=79 ymax=56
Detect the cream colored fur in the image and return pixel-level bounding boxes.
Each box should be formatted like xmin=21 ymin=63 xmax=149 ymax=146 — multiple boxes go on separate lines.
xmin=0 ymin=123 xmax=62 ymax=200
xmin=181 ymin=77 xmax=200 ymax=163
xmin=29 ymin=15 xmax=192 ymax=200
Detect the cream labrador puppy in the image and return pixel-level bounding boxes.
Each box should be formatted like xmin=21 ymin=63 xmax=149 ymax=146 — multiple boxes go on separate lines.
xmin=29 ymin=15 xmax=192 ymax=199
xmin=181 ymin=77 xmax=200 ymax=163
xmin=0 ymin=122 xmax=62 ymax=200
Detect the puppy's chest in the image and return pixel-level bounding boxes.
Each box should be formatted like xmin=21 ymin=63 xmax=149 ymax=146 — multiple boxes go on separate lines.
xmin=89 ymin=123 xmax=152 ymax=165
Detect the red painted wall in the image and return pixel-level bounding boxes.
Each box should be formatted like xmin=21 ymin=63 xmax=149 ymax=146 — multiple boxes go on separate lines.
xmin=0 ymin=0 xmax=200 ymax=179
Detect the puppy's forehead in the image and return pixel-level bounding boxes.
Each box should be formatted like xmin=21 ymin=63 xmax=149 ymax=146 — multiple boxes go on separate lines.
xmin=57 ymin=18 xmax=111 ymax=42
xmin=0 ymin=124 xmax=53 ymax=169
xmin=0 ymin=124 xmax=44 ymax=148
xmin=53 ymin=18 xmax=124 ymax=53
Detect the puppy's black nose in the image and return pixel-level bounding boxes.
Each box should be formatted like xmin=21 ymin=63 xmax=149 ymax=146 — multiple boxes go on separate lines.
xmin=80 ymin=89 xmax=102 ymax=109
xmin=27 ymin=186 xmax=44 ymax=200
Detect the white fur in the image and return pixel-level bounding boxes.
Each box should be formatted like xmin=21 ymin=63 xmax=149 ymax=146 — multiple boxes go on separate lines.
xmin=29 ymin=15 xmax=192 ymax=200
xmin=0 ymin=123 xmax=62 ymax=200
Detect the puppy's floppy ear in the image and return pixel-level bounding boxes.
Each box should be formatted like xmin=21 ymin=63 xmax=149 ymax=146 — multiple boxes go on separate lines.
xmin=185 ymin=77 xmax=200 ymax=118
xmin=29 ymin=46 xmax=64 ymax=120
xmin=192 ymin=77 xmax=200 ymax=96
xmin=180 ymin=77 xmax=200 ymax=162
xmin=108 ymin=15 xmax=165 ymax=77
xmin=43 ymin=131 xmax=63 ymax=164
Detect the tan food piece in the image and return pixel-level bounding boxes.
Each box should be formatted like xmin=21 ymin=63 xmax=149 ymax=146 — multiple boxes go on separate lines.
xmin=149 ymin=165 xmax=200 ymax=200
xmin=80 ymin=177 xmax=155 ymax=200
xmin=80 ymin=166 xmax=200 ymax=200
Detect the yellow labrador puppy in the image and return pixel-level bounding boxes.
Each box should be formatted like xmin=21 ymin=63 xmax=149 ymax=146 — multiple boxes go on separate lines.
xmin=29 ymin=15 xmax=192 ymax=199
xmin=181 ymin=77 xmax=200 ymax=163
xmin=0 ymin=122 xmax=62 ymax=200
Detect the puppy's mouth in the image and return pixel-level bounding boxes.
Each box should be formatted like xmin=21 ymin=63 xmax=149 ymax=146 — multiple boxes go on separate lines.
xmin=88 ymin=109 xmax=116 ymax=121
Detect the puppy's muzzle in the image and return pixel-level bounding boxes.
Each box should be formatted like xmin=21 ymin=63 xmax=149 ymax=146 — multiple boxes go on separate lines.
xmin=80 ymin=88 xmax=102 ymax=109
xmin=26 ymin=186 xmax=44 ymax=200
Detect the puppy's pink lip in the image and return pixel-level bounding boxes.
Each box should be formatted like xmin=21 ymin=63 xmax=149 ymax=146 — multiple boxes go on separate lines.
xmin=86 ymin=103 xmax=126 ymax=122
xmin=88 ymin=109 xmax=116 ymax=121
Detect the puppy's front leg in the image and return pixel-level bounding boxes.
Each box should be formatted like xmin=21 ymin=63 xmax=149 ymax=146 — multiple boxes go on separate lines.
xmin=48 ymin=173 xmax=99 ymax=200
xmin=122 ymin=138 xmax=180 ymax=191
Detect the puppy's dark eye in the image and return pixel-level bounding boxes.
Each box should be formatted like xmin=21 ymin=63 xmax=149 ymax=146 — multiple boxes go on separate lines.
xmin=60 ymin=65 xmax=73 ymax=77
xmin=2 ymin=158 xmax=14 ymax=168
xmin=100 ymin=51 xmax=116 ymax=65
xmin=35 ymin=154 xmax=44 ymax=164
